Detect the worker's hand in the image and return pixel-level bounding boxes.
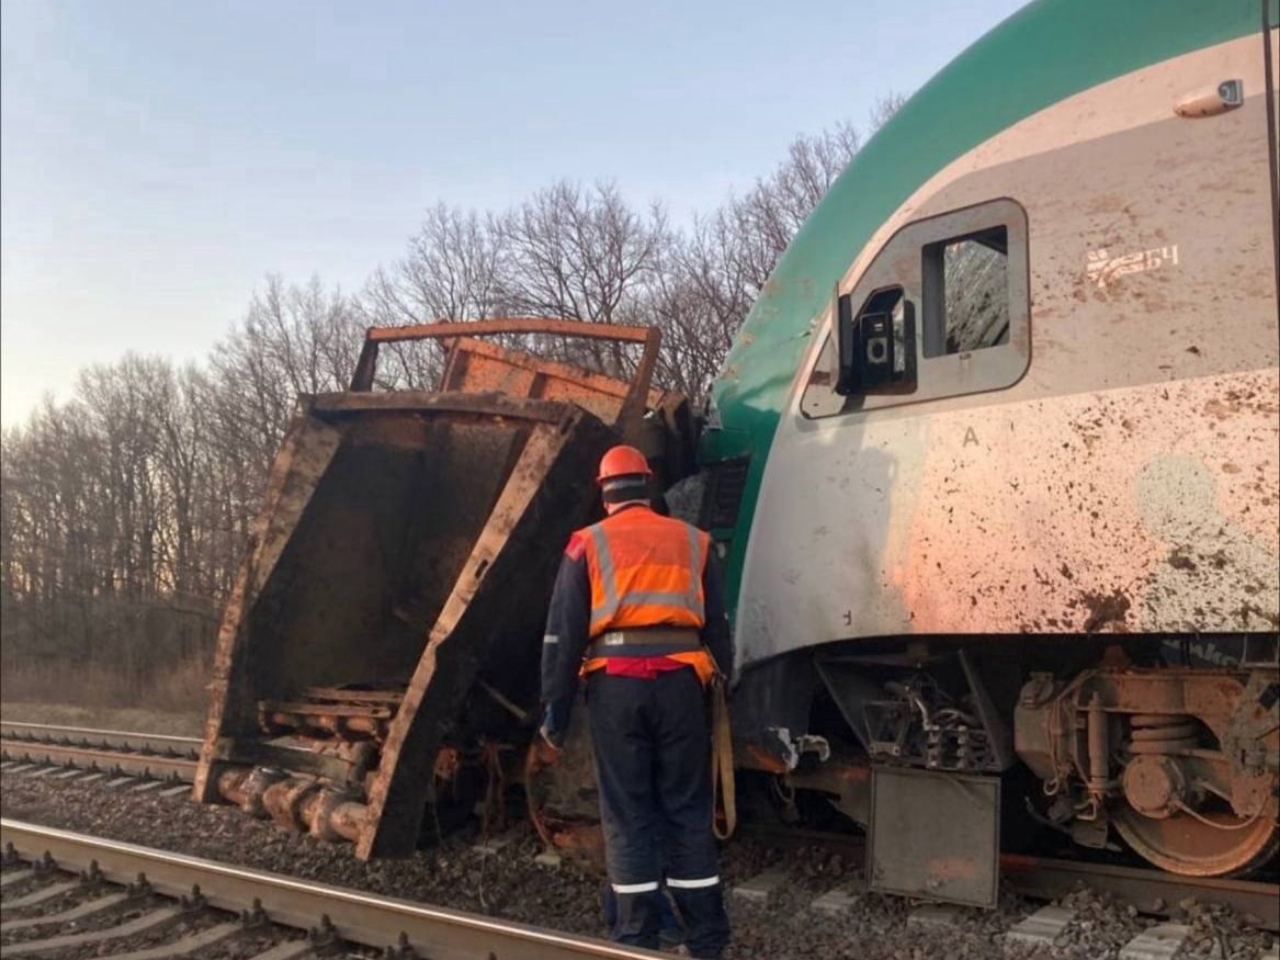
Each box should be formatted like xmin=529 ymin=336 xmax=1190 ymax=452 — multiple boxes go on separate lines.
xmin=537 ymin=704 xmax=566 ymax=757
xmin=535 ymin=725 xmax=563 ymax=764
xmin=540 ymin=722 xmax=564 ymax=749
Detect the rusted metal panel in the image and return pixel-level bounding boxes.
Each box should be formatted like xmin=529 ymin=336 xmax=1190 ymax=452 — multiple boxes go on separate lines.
xmin=259 ymin=688 xmax=403 ymax=743
xmin=364 ymin=317 xmax=655 ymax=345
xmin=201 ymin=400 xmax=616 ymax=854
xmin=300 ymin=686 xmax=404 ymax=704
xmin=357 ymin=409 xmax=615 ymax=858
xmin=262 ymin=701 xmax=396 ymax=718
xmin=348 ymin=317 xmax=661 ymax=433
xmin=307 ymin=391 xmax=573 ymax=423
xmin=195 ymin=414 xmax=343 ymax=802
xmin=868 ymin=766 xmax=1000 ymax=908
xmin=246 ymin=411 xmax=534 ymax=701
xmin=439 ymin=337 xmax=667 ymax=423
xmin=198 ymin=318 xmax=681 ymax=857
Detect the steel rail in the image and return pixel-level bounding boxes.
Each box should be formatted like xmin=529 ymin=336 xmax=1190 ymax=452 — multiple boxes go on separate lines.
xmin=0 ymin=721 xmax=200 ymax=757
xmin=0 ymin=741 xmax=197 ymax=781
xmin=999 ymin=853 xmax=1280 ymax=932
xmin=737 ymin=822 xmax=1278 ymax=931
xmin=0 ymin=722 xmax=200 ymax=782
xmin=0 ymin=819 xmax=664 ymax=960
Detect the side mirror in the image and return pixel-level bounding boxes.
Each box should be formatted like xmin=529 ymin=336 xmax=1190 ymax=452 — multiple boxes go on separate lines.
xmin=836 ymin=288 xmax=917 ymax=396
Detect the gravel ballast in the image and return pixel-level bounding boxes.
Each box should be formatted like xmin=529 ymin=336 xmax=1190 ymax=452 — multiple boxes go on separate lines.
xmin=3 ymin=771 xmax=1276 ymax=959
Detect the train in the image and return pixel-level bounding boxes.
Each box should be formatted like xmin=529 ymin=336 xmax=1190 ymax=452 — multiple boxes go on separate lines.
xmin=195 ymin=0 xmax=1279 ymax=908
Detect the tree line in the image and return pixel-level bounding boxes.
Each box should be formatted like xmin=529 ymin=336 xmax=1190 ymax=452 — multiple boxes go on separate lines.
xmin=0 ymin=104 xmax=899 ymax=702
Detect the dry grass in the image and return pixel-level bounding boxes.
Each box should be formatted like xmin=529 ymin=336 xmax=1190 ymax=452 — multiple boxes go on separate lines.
xmin=0 ymin=655 xmax=208 ymax=736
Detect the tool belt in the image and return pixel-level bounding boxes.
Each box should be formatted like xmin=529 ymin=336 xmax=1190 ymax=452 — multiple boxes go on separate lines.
xmin=590 ymin=627 xmax=702 ymax=656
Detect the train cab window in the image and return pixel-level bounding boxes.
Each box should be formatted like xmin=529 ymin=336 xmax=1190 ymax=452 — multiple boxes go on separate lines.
xmin=922 ymin=227 xmax=1009 ymax=357
xmin=801 ymin=198 xmax=1029 ymax=419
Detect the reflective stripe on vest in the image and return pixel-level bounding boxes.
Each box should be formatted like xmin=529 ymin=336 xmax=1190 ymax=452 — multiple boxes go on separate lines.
xmin=580 ymin=508 xmax=709 ymax=639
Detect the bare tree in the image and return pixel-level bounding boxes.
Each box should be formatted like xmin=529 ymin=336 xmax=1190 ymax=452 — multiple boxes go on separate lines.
xmin=1 ymin=102 xmax=911 ymax=709
xmin=651 ymin=99 xmax=904 ymax=397
xmin=631 ymin=223 xmax=749 ymax=398
xmin=493 ymin=181 xmax=669 ymax=374
xmin=209 ymin=274 xmax=361 ymax=473
xmin=356 ymin=204 xmax=512 ymax=389
xmin=868 ymin=91 xmax=908 ymax=132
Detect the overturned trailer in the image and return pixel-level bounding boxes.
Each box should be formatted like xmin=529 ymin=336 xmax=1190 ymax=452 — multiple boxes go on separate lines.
xmin=194 ymin=319 xmax=692 ymax=859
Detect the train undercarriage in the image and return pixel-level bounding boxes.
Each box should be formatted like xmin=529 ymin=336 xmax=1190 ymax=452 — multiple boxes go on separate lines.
xmin=700 ymin=633 xmax=1280 ymax=903
xmin=520 ymin=632 xmax=1280 ymax=907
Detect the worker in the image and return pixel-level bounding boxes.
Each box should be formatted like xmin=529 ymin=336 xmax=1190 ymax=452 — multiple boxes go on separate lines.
xmin=539 ymin=444 xmax=733 ymax=958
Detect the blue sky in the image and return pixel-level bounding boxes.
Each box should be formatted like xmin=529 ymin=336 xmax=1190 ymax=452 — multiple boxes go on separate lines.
xmin=1 ymin=0 xmax=1026 ymax=426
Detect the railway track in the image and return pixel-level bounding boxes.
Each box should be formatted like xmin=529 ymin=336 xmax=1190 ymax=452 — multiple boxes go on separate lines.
xmin=0 ymin=819 xmax=663 ymax=960
xmin=4 ymin=722 xmax=1277 ymax=951
xmin=736 ymin=825 xmax=1280 ymax=933
xmin=0 ymin=722 xmax=200 ymax=783
xmin=999 ymin=853 xmax=1280 ymax=933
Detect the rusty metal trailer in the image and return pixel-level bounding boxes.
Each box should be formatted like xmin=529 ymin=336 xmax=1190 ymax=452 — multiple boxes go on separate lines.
xmin=194 ymin=319 xmax=689 ymax=859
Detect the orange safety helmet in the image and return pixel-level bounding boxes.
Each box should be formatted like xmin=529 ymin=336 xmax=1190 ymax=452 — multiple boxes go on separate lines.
xmin=597 ymin=445 xmax=652 ymax=485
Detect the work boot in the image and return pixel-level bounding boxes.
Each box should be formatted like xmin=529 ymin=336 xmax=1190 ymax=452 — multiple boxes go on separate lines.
xmin=669 ymin=885 xmax=729 ymax=959
xmin=612 ymin=889 xmax=663 ymax=950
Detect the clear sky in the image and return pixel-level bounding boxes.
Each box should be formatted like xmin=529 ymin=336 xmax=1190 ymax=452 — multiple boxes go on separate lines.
xmin=1 ymin=0 xmax=1026 ymax=426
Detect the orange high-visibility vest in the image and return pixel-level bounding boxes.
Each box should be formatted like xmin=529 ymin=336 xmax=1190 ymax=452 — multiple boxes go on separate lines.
xmin=579 ymin=506 xmax=710 ymax=638
xmin=576 ymin=507 xmax=716 ymax=685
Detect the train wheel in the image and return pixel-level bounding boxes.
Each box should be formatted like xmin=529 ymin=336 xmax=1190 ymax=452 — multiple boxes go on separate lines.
xmin=1112 ymin=805 xmax=1279 ymax=877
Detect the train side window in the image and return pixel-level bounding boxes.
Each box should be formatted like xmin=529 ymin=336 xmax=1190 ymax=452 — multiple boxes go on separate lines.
xmin=801 ymin=198 xmax=1029 ymax=419
xmin=922 ymin=227 xmax=1009 ymax=357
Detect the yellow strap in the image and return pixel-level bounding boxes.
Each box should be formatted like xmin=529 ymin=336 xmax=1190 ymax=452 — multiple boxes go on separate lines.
xmin=711 ymin=674 xmax=736 ymax=840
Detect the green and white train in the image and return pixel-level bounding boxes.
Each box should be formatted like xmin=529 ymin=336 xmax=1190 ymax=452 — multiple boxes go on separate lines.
xmin=699 ymin=0 xmax=1279 ymax=901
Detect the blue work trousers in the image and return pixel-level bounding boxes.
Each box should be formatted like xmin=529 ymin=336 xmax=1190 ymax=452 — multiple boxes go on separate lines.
xmin=586 ymin=667 xmax=730 ymax=959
